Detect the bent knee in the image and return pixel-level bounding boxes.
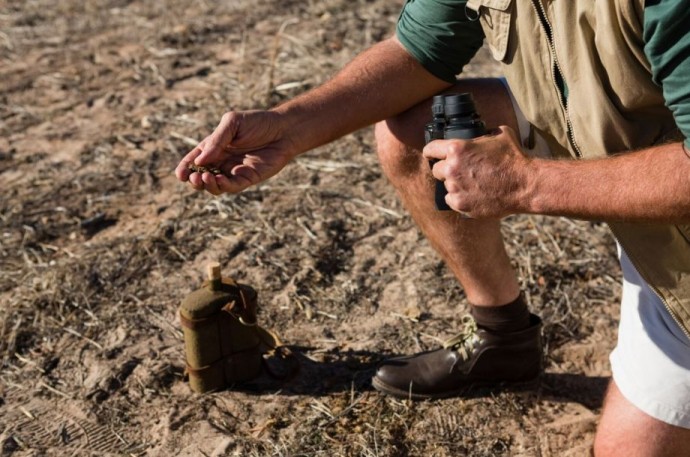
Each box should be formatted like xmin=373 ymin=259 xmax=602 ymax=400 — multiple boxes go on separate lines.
xmin=594 ymin=381 xmax=690 ymax=457
xmin=375 ymin=115 xmax=427 ymax=179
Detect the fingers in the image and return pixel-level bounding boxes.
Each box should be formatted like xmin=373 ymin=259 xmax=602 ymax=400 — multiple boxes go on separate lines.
xmin=188 ymin=170 xmax=205 ymax=190
xmin=184 ymin=168 xmax=256 ymax=196
xmin=174 ymin=110 xmax=277 ymax=196
xmin=175 ymin=143 xmax=204 ymax=181
xmin=184 ymin=171 xmax=245 ymax=195
xmin=195 ymin=112 xmax=240 ymax=165
xmin=430 ymin=159 xmax=447 ymax=182
xmin=201 ymin=172 xmax=222 ymax=195
xmin=423 ymin=139 xmax=455 ymax=161
xmin=216 ymin=172 xmax=253 ymax=194
xmin=444 ymin=191 xmax=465 ymax=213
xmin=423 ymin=124 xmax=511 ymax=161
xmin=176 ymin=138 xmax=224 ymax=193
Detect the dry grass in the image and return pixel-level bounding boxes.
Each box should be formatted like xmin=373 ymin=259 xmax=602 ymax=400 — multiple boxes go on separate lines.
xmin=1 ymin=0 xmax=619 ymax=455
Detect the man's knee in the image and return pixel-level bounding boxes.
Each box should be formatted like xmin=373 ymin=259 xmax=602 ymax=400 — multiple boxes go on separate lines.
xmin=375 ymin=113 xmax=427 ymax=180
xmin=594 ymin=381 xmax=690 ymax=457
xmin=373 ymin=118 xmax=397 ymax=162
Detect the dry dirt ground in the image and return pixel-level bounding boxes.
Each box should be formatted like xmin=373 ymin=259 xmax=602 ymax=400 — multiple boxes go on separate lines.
xmin=1 ymin=1 xmax=622 ymax=455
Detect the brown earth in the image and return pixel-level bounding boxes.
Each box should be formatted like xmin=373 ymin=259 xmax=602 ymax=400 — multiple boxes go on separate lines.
xmin=0 ymin=1 xmax=621 ymax=455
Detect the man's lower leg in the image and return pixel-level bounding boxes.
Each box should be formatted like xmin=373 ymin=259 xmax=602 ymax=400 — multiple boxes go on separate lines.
xmin=372 ymin=78 xmax=541 ymax=398
xmin=376 ymin=78 xmax=528 ymax=309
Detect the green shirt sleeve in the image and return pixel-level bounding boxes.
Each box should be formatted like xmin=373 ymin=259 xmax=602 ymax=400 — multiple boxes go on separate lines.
xmin=396 ymin=0 xmax=485 ymax=83
xmin=643 ymin=0 xmax=690 ymax=148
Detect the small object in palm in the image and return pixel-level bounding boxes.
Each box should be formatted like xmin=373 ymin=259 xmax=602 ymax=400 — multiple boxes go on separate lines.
xmin=188 ymin=163 xmax=223 ymax=175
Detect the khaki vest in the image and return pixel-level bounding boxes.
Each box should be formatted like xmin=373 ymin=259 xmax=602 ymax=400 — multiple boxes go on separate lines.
xmin=467 ymin=0 xmax=690 ymax=337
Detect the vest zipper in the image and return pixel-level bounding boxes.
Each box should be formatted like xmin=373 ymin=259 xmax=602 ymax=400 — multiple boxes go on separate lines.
xmin=608 ymin=225 xmax=690 ymax=340
xmin=530 ymin=0 xmax=583 ymax=158
xmin=529 ymin=1 xmax=690 ymax=340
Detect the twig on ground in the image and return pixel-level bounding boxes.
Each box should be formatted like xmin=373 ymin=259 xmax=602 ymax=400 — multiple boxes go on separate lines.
xmin=63 ymin=327 xmax=104 ymax=350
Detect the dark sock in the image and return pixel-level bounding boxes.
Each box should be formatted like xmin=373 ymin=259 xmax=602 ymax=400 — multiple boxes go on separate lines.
xmin=470 ymin=293 xmax=531 ymax=333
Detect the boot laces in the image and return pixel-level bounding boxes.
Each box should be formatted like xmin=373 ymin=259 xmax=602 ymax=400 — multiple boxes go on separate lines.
xmin=442 ymin=316 xmax=480 ymax=361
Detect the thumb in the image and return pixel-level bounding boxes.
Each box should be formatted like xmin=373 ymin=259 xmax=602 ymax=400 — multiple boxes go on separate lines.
xmin=496 ymin=124 xmax=518 ymax=140
xmin=195 ymin=112 xmax=240 ymax=165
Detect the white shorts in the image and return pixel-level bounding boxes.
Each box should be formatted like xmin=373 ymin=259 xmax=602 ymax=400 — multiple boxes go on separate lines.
xmin=504 ymin=79 xmax=690 ymax=428
xmin=610 ymin=248 xmax=690 ymax=428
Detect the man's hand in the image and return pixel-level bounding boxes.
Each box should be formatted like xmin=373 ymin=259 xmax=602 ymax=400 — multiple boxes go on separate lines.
xmin=175 ymin=110 xmax=298 ymax=195
xmin=423 ymin=126 xmax=536 ymax=218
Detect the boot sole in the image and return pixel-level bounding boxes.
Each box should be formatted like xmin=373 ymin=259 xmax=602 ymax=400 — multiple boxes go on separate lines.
xmin=371 ymin=374 xmax=541 ymax=401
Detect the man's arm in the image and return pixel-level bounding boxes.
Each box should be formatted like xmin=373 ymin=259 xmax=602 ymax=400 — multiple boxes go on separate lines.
xmin=177 ymin=0 xmax=487 ymax=195
xmin=273 ymin=36 xmax=451 ymax=155
xmin=176 ymin=37 xmax=451 ymax=194
xmin=527 ymin=142 xmax=690 ymax=223
xmin=529 ymin=0 xmax=690 ymax=223
xmin=423 ymin=0 xmax=690 ymax=224
xmin=275 ymin=0 xmax=485 ymax=155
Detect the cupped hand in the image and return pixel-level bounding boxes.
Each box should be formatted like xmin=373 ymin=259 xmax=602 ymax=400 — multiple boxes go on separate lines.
xmin=175 ymin=110 xmax=298 ymax=195
xmin=423 ymin=125 xmax=537 ymax=218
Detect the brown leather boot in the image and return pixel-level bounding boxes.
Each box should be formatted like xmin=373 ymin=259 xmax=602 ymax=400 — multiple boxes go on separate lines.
xmin=372 ymin=314 xmax=542 ymax=400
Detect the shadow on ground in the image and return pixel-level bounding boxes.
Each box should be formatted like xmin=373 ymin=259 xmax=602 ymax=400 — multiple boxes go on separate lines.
xmin=222 ymin=347 xmax=609 ymax=411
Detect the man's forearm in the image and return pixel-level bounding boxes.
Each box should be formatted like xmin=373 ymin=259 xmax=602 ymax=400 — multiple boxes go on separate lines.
xmin=272 ymin=37 xmax=451 ymax=155
xmin=527 ymin=142 xmax=690 ymax=223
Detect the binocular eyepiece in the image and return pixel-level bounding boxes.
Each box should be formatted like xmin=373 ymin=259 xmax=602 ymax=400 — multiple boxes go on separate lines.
xmin=425 ymin=92 xmax=486 ymax=211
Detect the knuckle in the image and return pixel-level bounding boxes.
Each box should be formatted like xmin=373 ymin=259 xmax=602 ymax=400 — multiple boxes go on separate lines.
xmin=444 ymin=180 xmax=457 ymax=194
xmin=204 ymin=142 xmax=219 ymax=153
xmin=446 ymin=154 xmax=461 ymax=171
xmin=446 ymin=141 xmax=466 ymax=162
xmin=447 ymin=141 xmax=466 ymax=157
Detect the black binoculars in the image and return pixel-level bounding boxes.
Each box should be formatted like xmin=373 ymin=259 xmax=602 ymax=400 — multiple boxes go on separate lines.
xmin=425 ymin=93 xmax=486 ymax=211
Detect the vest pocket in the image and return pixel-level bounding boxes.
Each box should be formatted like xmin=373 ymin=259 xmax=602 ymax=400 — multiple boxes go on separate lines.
xmin=466 ymin=0 xmax=514 ymax=61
